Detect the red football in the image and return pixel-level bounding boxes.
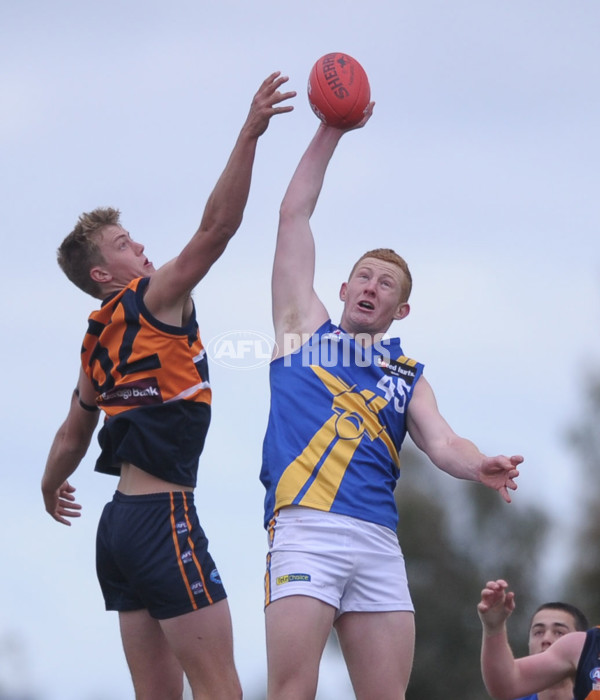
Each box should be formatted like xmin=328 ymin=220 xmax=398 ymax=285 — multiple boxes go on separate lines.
xmin=307 ymin=53 xmax=371 ymax=128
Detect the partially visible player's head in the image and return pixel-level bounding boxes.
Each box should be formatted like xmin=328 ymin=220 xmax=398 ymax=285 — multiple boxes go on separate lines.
xmin=528 ymin=602 xmax=589 ymax=655
xmin=58 ymin=207 xmax=122 ymax=298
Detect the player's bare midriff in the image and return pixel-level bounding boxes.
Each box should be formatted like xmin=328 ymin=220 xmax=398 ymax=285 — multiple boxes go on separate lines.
xmin=117 ymin=462 xmax=194 ymax=495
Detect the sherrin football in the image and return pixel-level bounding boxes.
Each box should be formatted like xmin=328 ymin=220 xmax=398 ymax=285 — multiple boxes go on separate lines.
xmin=307 ymin=52 xmax=371 ymax=128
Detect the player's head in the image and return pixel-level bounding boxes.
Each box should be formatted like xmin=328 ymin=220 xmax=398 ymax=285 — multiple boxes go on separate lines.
xmin=527 ymin=602 xmax=589 ymax=654
xmin=348 ymin=249 xmax=412 ymax=302
xmin=58 ymin=207 xmax=152 ymax=299
xmin=339 ymin=248 xmax=412 ymax=336
xmin=58 ymin=207 xmax=121 ymax=298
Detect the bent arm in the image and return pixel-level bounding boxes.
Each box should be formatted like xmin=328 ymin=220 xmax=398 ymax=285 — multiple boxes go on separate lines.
xmin=406 ymin=376 xmax=522 ymax=502
xmin=477 ymin=580 xmax=529 ymax=699
xmin=145 ymin=72 xmax=295 ymax=318
xmin=41 ymin=370 xmax=100 ymax=525
xmin=481 ymin=634 xmax=580 ymax=699
xmin=477 ymin=581 xmax=581 ymax=699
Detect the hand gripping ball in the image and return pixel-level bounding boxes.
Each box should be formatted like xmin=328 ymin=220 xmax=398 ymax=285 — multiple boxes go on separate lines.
xmin=307 ymin=52 xmax=371 ymax=128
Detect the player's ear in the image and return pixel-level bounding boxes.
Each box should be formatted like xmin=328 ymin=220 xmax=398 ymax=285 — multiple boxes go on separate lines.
xmin=90 ymin=266 xmax=111 ymax=284
xmin=394 ymin=302 xmax=410 ymax=321
xmin=339 ymin=282 xmax=348 ymax=301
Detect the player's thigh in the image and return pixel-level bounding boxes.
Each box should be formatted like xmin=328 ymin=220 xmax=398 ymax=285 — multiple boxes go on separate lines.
xmin=266 ymin=595 xmax=336 ymax=697
xmin=159 ymin=598 xmax=240 ymax=697
xmin=335 ymin=610 xmax=415 ymax=700
xmin=119 ymin=609 xmax=184 ymax=700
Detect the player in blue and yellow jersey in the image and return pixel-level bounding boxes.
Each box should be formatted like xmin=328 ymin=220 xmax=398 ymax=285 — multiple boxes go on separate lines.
xmin=41 ymin=72 xmax=295 ymax=700
xmin=261 ymin=111 xmax=523 ymax=700
xmin=479 ymin=579 xmax=600 ymax=700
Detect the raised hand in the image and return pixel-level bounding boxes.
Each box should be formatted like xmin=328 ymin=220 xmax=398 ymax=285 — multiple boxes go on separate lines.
xmin=243 ymin=71 xmax=296 ymax=138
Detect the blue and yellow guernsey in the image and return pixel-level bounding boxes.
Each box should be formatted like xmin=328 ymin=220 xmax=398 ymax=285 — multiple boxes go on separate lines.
xmin=260 ymin=321 xmax=424 ymax=532
xmin=81 ymin=277 xmax=211 ymax=486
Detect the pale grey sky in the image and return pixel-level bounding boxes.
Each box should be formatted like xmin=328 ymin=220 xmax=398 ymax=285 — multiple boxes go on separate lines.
xmin=1 ymin=1 xmax=599 ymax=698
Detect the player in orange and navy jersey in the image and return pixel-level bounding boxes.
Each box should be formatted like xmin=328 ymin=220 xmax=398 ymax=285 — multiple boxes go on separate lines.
xmin=41 ymin=72 xmax=295 ymax=700
xmin=261 ymin=113 xmax=523 ymax=700
xmin=478 ymin=579 xmax=600 ymax=700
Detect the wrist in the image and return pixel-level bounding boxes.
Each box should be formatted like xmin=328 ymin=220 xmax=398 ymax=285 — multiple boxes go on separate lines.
xmin=482 ymin=622 xmax=507 ymax=638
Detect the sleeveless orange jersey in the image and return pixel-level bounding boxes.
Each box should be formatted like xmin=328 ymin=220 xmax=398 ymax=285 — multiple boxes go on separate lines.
xmin=81 ymin=277 xmax=211 ymax=486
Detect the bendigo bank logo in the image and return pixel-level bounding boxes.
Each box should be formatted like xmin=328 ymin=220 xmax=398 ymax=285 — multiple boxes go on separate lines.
xmin=100 ymin=377 xmax=162 ymax=406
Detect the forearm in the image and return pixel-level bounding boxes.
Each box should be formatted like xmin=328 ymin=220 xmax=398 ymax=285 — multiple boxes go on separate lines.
xmin=279 ymin=125 xmax=343 ymax=221
xmin=481 ymin=628 xmax=522 ymax=700
xmin=41 ymin=425 xmax=88 ymax=494
xmin=427 ymin=434 xmax=485 ymax=482
xmin=41 ymin=415 xmax=95 ymax=524
xmin=198 ymin=70 xmax=294 ymax=239
xmin=199 ymin=127 xmax=259 ymax=241
xmin=42 ymin=402 xmax=97 ymax=495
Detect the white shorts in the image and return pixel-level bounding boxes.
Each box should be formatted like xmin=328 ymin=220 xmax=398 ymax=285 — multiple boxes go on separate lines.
xmin=264 ymin=506 xmax=414 ymax=617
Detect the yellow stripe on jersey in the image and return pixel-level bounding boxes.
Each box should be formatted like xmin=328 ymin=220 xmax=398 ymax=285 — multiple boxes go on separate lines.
xmin=274 ymin=365 xmax=399 ymax=512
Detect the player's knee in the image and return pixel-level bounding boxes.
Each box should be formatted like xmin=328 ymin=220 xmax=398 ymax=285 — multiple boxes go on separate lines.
xmin=187 ymin=669 xmax=242 ymax=700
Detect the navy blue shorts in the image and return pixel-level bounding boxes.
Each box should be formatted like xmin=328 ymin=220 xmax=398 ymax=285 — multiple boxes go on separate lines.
xmin=96 ymin=491 xmax=227 ymax=620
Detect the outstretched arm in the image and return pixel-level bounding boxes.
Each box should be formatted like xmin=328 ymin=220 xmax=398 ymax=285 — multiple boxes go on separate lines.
xmin=477 ymin=580 xmax=582 ymax=700
xmin=145 ymin=72 xmax=296 ymax=319
xmin=272 ymin=107 xmax=374 ymax=357
xmin=41 ymin=370 xmax=99 ymax=526
xmin=406 ymin=376 xmax=522 ymax=502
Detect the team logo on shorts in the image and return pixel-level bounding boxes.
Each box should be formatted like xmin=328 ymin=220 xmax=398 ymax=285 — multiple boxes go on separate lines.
xmin=590 ymin=665 xmax=600 ymax=687
xmin=191 ymin=580 xmax=204 ymax=596
xmin=210 ymin=568 xmax=222 ymax=585
xmin=181 ymin=550 xmax=193 ymax=564
xmin=276 ymin=573 xmax=311 ymax=585
xmin=176 ymin=520 xmax=188 ymax=535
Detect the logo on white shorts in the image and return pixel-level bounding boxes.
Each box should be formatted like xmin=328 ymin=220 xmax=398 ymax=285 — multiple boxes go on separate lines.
xmin=276 ymin=573 xmax=311 ymax=585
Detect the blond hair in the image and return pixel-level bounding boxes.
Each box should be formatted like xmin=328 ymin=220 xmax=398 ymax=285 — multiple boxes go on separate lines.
xmin=349 ymin=248 xmax=412 ymax=301
xmin=57 ymin=207 xmax=121 ymax=298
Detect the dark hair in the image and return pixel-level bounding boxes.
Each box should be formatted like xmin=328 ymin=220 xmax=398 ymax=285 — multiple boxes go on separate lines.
xmin=532 ymin=602 xmax=589 ymax=632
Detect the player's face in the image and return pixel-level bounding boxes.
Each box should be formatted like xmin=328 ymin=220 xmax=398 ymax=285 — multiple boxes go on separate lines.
xmin=338 ymin=257 xmax=409 ymax=336
xmin=95 ymin=225 xmax=155 ymax=285
xmin=528 ymin=609 xmax=578 ymax=654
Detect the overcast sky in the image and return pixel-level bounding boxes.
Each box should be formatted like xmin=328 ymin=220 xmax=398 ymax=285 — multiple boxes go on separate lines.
xmin=1 ymin=1 xmax=599 ymax=698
